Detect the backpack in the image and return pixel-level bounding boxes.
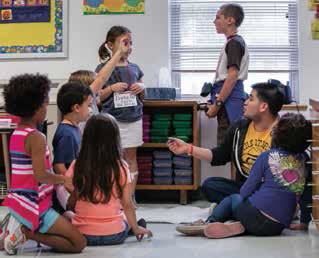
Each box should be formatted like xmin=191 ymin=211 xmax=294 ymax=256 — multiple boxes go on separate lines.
xmin=268 ymin=79 xmax=292 ymax=104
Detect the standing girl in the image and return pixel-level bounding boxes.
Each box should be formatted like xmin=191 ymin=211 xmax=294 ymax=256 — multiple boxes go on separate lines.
xmin=96 ymin=26 xmax=145 ymax=203
xmin=67 ymin=114 xmax=152 ymax=245
xmin=68 ymin=36 xmax=130 ymax=131
xmin=0 ymin=74 xmax=86 ymax=255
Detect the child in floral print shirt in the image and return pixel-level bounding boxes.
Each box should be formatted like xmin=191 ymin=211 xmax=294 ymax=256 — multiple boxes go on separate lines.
xmin=202 ymin=113 xmax=312 ymax=238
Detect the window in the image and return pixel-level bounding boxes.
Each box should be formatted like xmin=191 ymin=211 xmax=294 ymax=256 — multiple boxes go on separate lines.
xmin=170 ymin=0 xmax=299 ymax=101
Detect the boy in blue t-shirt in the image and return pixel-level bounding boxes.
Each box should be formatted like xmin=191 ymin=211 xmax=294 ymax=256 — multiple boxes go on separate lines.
xmin=52 ymin=82 xmax=92 ymax=175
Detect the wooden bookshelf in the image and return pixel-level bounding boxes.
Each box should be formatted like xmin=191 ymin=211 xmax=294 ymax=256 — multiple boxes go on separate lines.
xmin=137 ymin=101 xmax=200 ymax=204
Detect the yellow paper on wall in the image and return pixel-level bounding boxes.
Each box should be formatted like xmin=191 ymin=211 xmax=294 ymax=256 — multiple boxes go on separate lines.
xmin=0 ymin=0 xmax=56 ymax=47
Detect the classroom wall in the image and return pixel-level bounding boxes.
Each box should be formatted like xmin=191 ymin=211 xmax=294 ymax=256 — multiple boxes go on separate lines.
xmin=0 ymin=0 xmax=318 ymax=183
xmin=0 ymin=0 xmax=169 ymax=86
xmin=298 ymin=0 xmax=319 ymax=105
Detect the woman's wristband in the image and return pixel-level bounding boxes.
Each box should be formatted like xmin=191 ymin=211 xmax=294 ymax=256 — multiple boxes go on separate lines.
xmin=187 ymin=144 xmax=194 ymax=156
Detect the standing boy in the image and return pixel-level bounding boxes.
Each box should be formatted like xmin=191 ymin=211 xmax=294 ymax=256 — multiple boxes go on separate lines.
xmin=206 ymin=3 xmax=249 ymax=145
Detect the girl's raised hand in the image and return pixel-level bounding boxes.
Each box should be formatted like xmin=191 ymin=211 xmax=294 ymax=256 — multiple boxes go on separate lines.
xmin=111 ymin=82 xmax=128 ymax=92
xmin=133 ymin=226 xmax=153 ymax=241
xmin=167 ymin=137 xmax=190 ymax=155
xmin=118 ymin=37 xmax=130 ymax=57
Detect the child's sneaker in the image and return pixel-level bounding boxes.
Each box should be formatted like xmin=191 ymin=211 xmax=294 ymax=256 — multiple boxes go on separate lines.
xmin=176 ymin=219 xmax=207 ymax=236
xmin=203 ymin=221 xmax=245 ymax=239
xmin=208 ymin=203 xmax=217 ymax=217
xmin=3 ymin=215 xmax=26 ymax=255
xmin=0 ymin=213 xmax=11 ymax=250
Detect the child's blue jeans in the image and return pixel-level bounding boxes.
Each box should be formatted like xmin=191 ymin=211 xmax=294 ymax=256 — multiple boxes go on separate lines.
xmin=83 ymin=221 xmax=130 ymax=246
xmin=207 ymin=194 xmax=285 ymax=236
xmin=206 ymin=193 xmax=243 ymax=222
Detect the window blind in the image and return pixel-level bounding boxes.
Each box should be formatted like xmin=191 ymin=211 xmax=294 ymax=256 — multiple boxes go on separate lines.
xmin=170 ymin=0 xmax=298 ymax=75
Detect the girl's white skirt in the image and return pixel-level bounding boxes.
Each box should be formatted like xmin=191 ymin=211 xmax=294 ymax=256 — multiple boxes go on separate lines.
xmin=117 ymin=119 xmax=143 ymax=148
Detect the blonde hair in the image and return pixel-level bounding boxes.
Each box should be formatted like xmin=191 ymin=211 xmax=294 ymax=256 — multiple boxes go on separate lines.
xmin=68 ymin=70 xmax=96 ymax=86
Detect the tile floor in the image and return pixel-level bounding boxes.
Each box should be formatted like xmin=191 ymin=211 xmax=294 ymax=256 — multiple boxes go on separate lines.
xmin=6 ymin=223 xmax=319 ymax=258
xmin=1 ymin=202 xmax=319 ymax=258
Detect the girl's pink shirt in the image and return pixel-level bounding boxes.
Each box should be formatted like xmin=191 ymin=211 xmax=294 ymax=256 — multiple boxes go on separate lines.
xmin=66 ymin=160 xmax=131 ymax=235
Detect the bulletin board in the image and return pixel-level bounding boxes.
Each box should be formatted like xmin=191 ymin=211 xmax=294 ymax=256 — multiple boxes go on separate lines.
xmin=83 ymin=0 xmax=144 ymax=15
xmin=0 ymin=0 xmax=68 ymax=59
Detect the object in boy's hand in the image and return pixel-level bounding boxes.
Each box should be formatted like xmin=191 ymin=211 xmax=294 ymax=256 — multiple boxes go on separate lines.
xmin=168 ymin=138 xmax=175 ymax=143
xmin=197 ymin=103 xmax=209 ymax=112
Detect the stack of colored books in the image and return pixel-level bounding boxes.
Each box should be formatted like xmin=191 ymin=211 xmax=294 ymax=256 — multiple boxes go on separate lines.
xmin=137 ymin=152 xmax=153 ymax=185
xmin=152 ymin=150 xmax=173 ymax=185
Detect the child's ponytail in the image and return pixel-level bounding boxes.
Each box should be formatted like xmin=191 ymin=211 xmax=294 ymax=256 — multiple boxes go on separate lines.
xmin=98 ymin=41 xmax=111 ymax=63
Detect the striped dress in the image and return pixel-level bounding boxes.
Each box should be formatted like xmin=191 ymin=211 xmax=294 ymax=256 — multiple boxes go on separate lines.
xmin=3 ymin=127 xmax=54 ymax=232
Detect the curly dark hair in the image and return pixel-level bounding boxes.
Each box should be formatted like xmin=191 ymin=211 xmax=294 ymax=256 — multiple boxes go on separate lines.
xmin=73 ymin=114 xmax=126 ymax=204
xmin=3 ymin=74 xmax=50 ymax=118
xmin=57 ymin=82 xmax=92 ymax=115
xmin=271 ymin=113 xmax=312 ymax=153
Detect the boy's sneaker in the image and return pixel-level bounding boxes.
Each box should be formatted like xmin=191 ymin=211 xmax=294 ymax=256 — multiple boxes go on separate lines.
xmin=4 ymin=215 xmax=26 ymax=255
xmin=204 ymin=221 xmax=245 ymax=239
xmin=176 ymin=219 xmax=207 ymax=236
xmin=0 ymin=213 xmax=11 ymax=250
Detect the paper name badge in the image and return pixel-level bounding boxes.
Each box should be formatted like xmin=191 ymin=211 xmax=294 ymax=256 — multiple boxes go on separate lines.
xmin=114 ymin=92 xmax=137 ymax=108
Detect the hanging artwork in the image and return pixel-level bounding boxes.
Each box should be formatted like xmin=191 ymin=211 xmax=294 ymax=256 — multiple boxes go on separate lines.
xmin=0 ymin=0 xmax=68 ymax=58
xmin=312 ymin=4 xmax=319 ymax=39
xmin=83 ymin=0 xmax=144 ymax=15
xmin=309 ymin=0 xmax=319 ymax=10
xmin=0 ymin=0 xmax=50 ymax=24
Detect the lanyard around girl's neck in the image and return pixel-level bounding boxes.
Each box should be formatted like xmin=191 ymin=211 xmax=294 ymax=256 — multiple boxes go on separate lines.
xmin=114 ymin=65 xmax=131 ymax=88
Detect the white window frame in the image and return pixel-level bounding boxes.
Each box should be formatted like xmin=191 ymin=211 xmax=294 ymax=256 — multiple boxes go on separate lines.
xmin=170 ymin=0 xmax=299 ymax=101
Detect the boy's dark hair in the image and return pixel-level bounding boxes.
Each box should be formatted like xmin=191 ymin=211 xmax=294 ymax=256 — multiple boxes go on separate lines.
xmin=57 ymin=82 xmax=92 ymax=115
xmin=252 ymin=82 xmax=285 ymax=117
xmin=220 ymin=3 xmax=244 ymax=27
xmin=73 ymin=114 xmax=126 ymax=204
xmin=271 ymin=113 xmax=312 ymax=153
xmin=3 ymin=73 xmax=50 ymax=118
xmin=98 ymin=25 xmax=131 ymax=62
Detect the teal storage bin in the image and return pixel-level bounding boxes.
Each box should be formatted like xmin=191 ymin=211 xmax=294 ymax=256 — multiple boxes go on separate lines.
xmin=150 ymin=128 xmax=170 ymax=136
xmin=153 ymin=114 xmax=172 ymax=121
xmin=175 ymin=128 xmax=193 ymax=136
xmin=152 ymin=120 xmax=171 ymax=128
xmin=172 ymin=120 xmax=192 ymax=128
xmin=173 ymin=113 xmax=192 ymax=121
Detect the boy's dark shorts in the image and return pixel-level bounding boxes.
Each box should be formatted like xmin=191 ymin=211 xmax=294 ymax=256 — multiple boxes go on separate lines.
xmin=217 ymin=106 xmax=230 ymax=146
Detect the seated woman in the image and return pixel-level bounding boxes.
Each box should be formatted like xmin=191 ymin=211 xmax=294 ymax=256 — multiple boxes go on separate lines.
xmin=178 ymin=113 xmax=312 ymax=238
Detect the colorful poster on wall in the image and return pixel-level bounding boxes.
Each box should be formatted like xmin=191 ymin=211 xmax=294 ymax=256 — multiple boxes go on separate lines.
xmin=309 ymin=0 xmax=319 ymax=10
xmin=0 ymin=0 xmax=50 ymax=24
xmin=0 ymin=0 xmax=68 ymax=58
xmin=83 ymin=0 xmax=144 ymax=15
